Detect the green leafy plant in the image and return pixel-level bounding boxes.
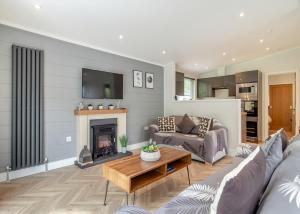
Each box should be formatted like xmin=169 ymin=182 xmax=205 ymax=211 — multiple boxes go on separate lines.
xmin=143 ymin=144 xmax=159 ymax=153
xmin=119 ymin=135 xmax=128 ymax=148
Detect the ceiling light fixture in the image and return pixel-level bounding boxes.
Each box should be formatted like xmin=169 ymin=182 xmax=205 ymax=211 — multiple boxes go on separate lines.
xmin=194 ymin=63 xmax=198 ymax=66
xmin=259 ymin=39 xmax=264 ymax=43
xmin=162 ymin=50 xmax=166 ymax=55
xmin=222 ymin=52 xmax=227 ymax=56
xmin=118 ymin=35 xmax=124 ymax=40
xmin=205 ymin=66 xmax=209 ymax=70
xmin=232 ymin=58 xmax=236 ymax=62
xmin=266 ymin=47 xmax=270 ymax=51
xmin=239 ymin=12 xmax=245 ymax=17
xmin=34 ymin=4 xmax=41 ymax=10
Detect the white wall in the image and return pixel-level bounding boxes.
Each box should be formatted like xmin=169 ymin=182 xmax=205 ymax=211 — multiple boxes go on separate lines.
xmin=269 ymin=73 xmax=296 ymax=85
xmin=164 ymin=62 xmax=241 ymax=155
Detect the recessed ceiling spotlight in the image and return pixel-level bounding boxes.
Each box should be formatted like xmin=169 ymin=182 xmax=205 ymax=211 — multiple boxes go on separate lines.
xmin=240 ymin=12 xmax=245 ymax=17
xmin=205 ymin=66 xmax=209 ymax=70
xmin=162 ymin=50 xmax=166 ymax=55
xmin=232 ymin=58 xmax=236 ymax=62
xmin=34 ymin=4 xmax=41 ymax=10
xmin=222 ymin=52 xmax=227 ymax=56
xmin=194 ymin=63 xmax=198 ymax=66
xmin=118 ymin=35 xmax=124 ymax=40
xmin=259 ymin=39 xmax=264 ymax=43
xmin=266 ymin=47 xmax=270 ymax=51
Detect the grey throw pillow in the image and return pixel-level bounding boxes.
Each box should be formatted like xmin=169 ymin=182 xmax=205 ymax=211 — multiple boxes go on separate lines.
xmin=211 ymin=147 xmax=266 ymax=214
xmin=177 ymin=114 xmax=196 ymax=134
xmin=261 ymin=132 xmax=283 ymax=187
xmin=278 ymin=128 xmax=289 ymax=151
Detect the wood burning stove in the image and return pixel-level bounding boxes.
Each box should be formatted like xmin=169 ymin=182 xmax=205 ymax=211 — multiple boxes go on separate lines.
xmin=90 ymin=119 xmax=118 ymax=162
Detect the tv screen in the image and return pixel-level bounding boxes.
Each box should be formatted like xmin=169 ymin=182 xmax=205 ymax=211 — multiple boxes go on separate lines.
xmin=82 ymin=68 xmax=123 ymax=99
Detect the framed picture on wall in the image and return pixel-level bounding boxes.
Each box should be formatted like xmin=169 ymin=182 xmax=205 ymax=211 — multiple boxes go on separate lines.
xmin=133 ymin=70 xmax=143 ymax=88
xmin=145 ymin=72 xmax=154 ymax=89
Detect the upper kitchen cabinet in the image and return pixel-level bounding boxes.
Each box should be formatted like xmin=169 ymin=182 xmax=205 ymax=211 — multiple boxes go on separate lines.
xmin=224 ymin=75 xmax=236 ymax=96
xmin=235 ymin=70 xmax=259 ymax=83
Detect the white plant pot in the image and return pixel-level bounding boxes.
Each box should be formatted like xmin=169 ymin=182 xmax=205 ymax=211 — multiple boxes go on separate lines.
xmin=98 ymin=106 xmax=104 ymax=110
xmin=140 ymin=150 xmax=161 ymax=162
xmin=88 ymin=106 xmax=93 ymax=110
xmin=121 ymin=147 xmax=127 ymax=153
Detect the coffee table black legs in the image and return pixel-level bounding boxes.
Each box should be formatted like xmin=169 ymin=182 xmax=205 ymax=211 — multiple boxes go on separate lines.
xmin=105 ymin=182 xmax=135 ymax=206
xmin=133 ymin=191 xmax=136 ymax=205
xmin=187 ymin=166 xmax=191 ymax=186
xmin=126 ymin=192 xmax=136 ymax=205
xmin=103 ymin=180 xmax=109 ymax=206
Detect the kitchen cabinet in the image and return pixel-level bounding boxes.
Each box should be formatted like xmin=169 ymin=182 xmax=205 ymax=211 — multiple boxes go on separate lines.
xmin=235 ymin=70 xmax=259 ymax=84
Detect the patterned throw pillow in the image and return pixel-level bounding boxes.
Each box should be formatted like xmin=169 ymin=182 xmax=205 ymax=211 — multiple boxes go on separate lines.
xmin=157 ymin=116 xmax=176 ymax=133
xmin=195 ymin=117 xmax=212 ymax=138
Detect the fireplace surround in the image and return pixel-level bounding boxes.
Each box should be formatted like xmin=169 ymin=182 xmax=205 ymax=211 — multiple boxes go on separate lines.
xmin=75 ymin=108 xmax=131 ymax=167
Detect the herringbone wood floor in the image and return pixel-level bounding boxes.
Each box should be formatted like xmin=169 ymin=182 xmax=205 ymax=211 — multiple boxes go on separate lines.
xmin=0 ymin=156 xmax=232 ymax=214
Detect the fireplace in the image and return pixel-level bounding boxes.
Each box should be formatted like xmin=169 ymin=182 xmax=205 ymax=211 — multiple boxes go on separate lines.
xmin=90 ymin=119 xmax=118 ymax=161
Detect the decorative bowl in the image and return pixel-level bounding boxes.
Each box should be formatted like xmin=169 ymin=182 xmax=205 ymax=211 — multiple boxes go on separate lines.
xmin=140 ymin=150 xmax=161 ymax=162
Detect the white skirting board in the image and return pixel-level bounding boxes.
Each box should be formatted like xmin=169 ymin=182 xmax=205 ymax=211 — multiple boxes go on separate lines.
xmin=0 ymin=157 xmax=77 ymax=183
xmin=0 ymin=141 xmax=147 ymax=183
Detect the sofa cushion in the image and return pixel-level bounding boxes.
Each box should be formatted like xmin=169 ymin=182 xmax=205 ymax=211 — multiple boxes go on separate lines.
xmin=177 ymin=114 xmax=196 ymax=134
xmin=211 ymin=147 xmax=266 ymax=214
xmin=154 ymin=132 xmax=203 ymax=146
xmin=278 ymin=128 xmax=289 ymax=151
xmin=261 ymin=132 xmax=283 ymax=187
xmin=257 ymin=135 xmax=300 ymax=214
xmin=190 ymin=117 xmax=212 ymax=138
xmin=157 ymin=116 xmax=176 ymax=133
xmin=155 ymin=157 xmax=244 ymax=214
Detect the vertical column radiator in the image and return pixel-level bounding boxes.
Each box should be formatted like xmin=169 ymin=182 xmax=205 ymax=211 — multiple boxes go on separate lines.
xmin=11 ymin=45 xmax=44 ymax=170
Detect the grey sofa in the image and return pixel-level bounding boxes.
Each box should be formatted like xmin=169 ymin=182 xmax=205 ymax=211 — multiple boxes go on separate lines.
xmin=116 ymin=133 xmax=300 ymax=214
xmin=149 ymin=116 xmax=228 ymax=164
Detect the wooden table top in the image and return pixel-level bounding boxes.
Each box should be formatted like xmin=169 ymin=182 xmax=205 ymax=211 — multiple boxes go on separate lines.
xmin=103 ymin=147 xmax=191 ymax=178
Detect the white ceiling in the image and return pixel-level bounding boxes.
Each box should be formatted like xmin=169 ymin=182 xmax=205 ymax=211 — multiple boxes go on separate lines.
xmin=0 ymin=0 xmax=300 ymax=73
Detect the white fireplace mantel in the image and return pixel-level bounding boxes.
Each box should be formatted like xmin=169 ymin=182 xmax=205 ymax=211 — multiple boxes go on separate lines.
xmin=74 ymin=109 xmax=128 ymax=160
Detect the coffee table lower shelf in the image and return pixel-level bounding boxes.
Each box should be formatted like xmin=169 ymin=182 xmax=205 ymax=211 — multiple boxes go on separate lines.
xmin=102 ymin=147 xmax=192 ymax=206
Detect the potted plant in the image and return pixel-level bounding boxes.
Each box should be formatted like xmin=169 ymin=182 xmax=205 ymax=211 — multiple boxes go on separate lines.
xmin=98 ymin=104 xmax=104 ymax=110
xmin=119 ymin=135 xmax=128 ymax=153
xmin=87 ymin=104 xmax=93 ymax=110
xmin=108 ymin=104 xmax=115 ymax=110
xmin=140 ymin=140 xmax=160 ymax=162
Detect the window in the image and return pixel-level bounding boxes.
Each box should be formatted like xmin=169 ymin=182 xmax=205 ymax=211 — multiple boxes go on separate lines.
xmin=184 ymin=78 xmax=195 ymax=99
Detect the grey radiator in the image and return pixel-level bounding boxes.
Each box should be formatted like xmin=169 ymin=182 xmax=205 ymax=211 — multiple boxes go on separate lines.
xmin=11 ymin=45 xmax=44 ymax=170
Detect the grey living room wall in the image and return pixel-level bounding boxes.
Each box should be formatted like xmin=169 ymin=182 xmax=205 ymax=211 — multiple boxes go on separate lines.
xmin=0 ymin=24 xmax=164 ymax=172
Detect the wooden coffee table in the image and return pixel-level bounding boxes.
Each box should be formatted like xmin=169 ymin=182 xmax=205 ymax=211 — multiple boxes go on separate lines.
xmin=102 ymin=147 xmax=192 ymax=205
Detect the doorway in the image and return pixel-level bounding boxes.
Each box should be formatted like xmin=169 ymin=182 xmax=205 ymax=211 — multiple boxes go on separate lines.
xmin=268 ymin=73 xmax=296 ymax=138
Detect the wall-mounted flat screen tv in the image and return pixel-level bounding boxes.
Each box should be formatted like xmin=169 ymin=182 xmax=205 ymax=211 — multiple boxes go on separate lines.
xmin=82 ymin=68 xmax=123 ymax=99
